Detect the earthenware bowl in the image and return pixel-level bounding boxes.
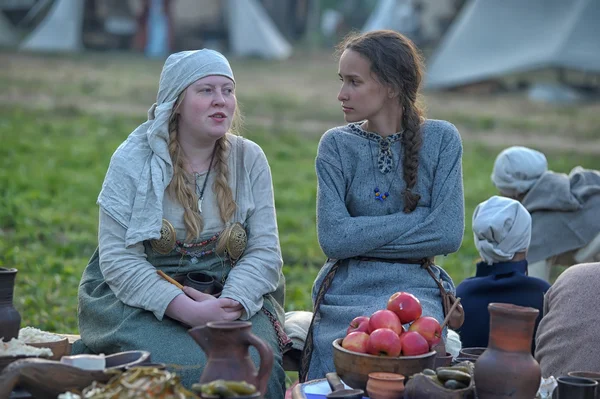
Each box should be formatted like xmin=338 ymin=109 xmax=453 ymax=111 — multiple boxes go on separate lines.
xmin=332 ymin=338 xmax=436 ymax=391
xmin=366 ymin=372 xmax=405 ymax=399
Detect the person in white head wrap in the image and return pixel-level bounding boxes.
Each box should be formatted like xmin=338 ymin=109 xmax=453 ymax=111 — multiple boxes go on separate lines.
xmin=75 ymin=49 xmax=288 ymax=397
xmin=491 ymin=146 xmax=548 ymax=199
xmin=491 ymin=146 xmax=600 ymax=283
xmin=472 ymin=195 xmax=532 ymax=265
xmin=456 ymin=196 xmax=550 ymax=350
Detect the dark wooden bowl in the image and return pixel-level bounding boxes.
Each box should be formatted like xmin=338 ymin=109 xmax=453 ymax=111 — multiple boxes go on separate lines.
xmin=332 ymin=338 xmax=436 ymax=391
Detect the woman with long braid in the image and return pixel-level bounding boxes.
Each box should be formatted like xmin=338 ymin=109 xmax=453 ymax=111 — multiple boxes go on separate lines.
xmin=75 ymin=49 xmax=288 ymax=397
xmin=300 ymin=30 xmax=465 ymax=381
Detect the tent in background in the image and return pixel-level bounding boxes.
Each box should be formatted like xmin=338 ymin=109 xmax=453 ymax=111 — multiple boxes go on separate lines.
xmin=2 ymin=0 xmax=292 ymax=60
xmin=227 ymin=0 xmax=292 ymax=60
xmin=425 ymin=0 xmax=600 ymax=90
xmin=20 ymin=0 xmax=84 ymax=52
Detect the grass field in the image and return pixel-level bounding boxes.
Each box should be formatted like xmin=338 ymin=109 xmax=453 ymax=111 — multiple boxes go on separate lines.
xmin=1 ymin=50 xmax=599 ymax=334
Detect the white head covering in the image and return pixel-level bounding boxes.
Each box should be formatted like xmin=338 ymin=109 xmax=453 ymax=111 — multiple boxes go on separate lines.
xmin=473 ymin=196 xmax=532 ymax=265
xmin=491 ymin=146 xmax=548 ymax=197
xmin=98 ymin=49 xmax=235 ymax=247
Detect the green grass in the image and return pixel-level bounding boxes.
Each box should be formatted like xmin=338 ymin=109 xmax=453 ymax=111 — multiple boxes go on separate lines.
xmin=2 ymin=105 xmax=600 ymax=334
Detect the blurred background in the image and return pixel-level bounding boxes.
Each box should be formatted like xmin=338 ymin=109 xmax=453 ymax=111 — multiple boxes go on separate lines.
xmin=1 ymin=0 xmax=599 ymax=333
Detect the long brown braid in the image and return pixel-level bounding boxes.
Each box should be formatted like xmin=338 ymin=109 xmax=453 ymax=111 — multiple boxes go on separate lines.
xmin=167 ymin=90 xmax=243 ymax=244
xmin=338 ymin=30 xmax=426 ymax=213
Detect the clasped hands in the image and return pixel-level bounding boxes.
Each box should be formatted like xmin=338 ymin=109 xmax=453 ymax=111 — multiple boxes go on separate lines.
xmin=166 ymin=286 xmax=244 ymax=327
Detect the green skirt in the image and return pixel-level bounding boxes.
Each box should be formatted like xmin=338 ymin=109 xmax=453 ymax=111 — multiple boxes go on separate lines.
xmin=75 ymin=246 xmax=287 ymax=399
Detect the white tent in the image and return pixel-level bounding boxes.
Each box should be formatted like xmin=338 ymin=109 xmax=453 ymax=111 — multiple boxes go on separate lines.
xmin=5 ymin=0 xmax=292 ymax=59
xmin=425 ymin=0 xmax=600 ymax=90
xmin=362 ymin=0 xmax=419 ymax=39
xmin=20 ymin=0 xmax=84 ymax=52
xmin=226 ymin=0 xmax=292 ymax=60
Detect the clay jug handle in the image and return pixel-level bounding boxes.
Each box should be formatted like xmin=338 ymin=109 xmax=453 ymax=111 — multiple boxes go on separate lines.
xmin=243 ymin=330 xmax=274 ymax=395
xmin=187 ymin=325 xmax=209 ymax=354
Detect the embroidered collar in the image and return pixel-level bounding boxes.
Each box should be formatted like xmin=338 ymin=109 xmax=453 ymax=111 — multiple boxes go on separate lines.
xmin=475 ymin=259 xmax=528 ymax=277
xmin=349 ymin=123 xmax=404 ymax=174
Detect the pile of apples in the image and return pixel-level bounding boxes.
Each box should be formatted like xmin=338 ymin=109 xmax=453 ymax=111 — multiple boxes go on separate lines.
xmin=341 ymin=291 xmax=442 ymax=357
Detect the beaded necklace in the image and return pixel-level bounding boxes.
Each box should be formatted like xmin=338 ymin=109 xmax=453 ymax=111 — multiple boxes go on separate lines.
xmin=175 ymin=232 xmax=220 ymax=264
xmin=369 ymin=140 xmax=402 ymax=201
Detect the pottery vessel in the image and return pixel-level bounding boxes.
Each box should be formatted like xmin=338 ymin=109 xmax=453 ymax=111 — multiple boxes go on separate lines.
xmin=366 ymin=372 xmax=405 ymax=399
xmin=568 ymin=372 xmax=600 ymax=399
xmin=434 ymin=352 xmax=454 ymax=368
xmin=557 ymin=376 xmax=598 ymax=399
xmin=189 ymin=321 xmax=273 ymax=396
xmin=458 ymin=347 xmax=486 ymax=361
xmin=474 ymin=303 xmax=541 ymax=399
xmin=0 ymin=267 xmax=21 ymax=342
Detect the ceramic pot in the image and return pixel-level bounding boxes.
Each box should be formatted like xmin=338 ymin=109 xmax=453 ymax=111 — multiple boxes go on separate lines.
xmin=568 ymin=372 xmax=600 ymax=399
xmin=458 ymin=347 xmax=486 ymax=361
xmin=184 ymin=272 xmax=223 ymax=296
xmin=434 ymin=352 xmax=454 ymax=368
xmin=474 ymin=303 xmax=541 ymax=399
xmin=366 ymin=372 xmax=405 ymax=399
xmin=189 ymin=321 xmax=273 ymax=396
xmin=557 ymin=376 xmax=598 ymax=399
xmin=0 ymin=268 xmax=21 ymax=342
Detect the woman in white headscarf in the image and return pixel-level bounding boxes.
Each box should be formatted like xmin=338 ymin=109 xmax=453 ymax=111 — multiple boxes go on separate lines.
xmin=75 ymin=49 xmax=288 ymax=397
xmin=456 ymin=196 xmax=550 ymax=351
xmin=491 ymin=146 xmax=600 ymax=282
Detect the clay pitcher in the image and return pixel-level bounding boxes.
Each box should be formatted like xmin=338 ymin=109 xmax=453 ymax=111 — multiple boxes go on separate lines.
xmin=188 ymin=320 xmax=274 ymax=395
xmin=0 ymin=268 xmax=21 ymax=342
xmin=474 ymin=303 xmax=541 ymax=399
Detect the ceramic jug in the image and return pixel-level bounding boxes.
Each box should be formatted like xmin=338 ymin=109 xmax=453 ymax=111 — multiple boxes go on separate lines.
xmin=0 ymin=267 xmax=21 ymax=342
xmin=188 ymin=320 xmax=273 ymax=395
xmin=474 ymin=303 xmax=541 ymax=399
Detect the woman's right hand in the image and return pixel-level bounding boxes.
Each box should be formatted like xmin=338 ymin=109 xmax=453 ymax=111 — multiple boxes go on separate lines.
xmin=165 ymin=287 xmax=243 ymax=327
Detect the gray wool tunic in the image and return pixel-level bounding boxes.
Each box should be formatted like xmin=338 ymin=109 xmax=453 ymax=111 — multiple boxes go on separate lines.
xmin=521 ymin=167 xmax=600 ymax=264
xmin=307 ymin=120 xmax=465 ymax=381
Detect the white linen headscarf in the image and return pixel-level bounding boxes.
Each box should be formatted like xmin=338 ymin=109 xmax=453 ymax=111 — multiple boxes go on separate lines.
xmin=491 ymin=146 xmax=548 ymax=197
xmin=98 ymin=49 xmax=235 ymax=247
xmin=473 ymin=196 xmax=532 ymax=265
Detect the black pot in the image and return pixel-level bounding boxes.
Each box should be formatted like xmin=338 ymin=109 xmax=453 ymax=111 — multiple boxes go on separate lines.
xmin=0 ymin=267 xmax=21 ymax=342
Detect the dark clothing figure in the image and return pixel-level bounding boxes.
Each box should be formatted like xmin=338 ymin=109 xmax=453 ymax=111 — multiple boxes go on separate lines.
xmin=456 ymin=260 xmax=550 ymax=352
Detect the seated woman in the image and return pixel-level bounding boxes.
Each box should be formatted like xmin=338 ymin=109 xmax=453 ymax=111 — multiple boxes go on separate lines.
xmin=301 ymin=30 xmax=465 ymax=382
xmin=74 ymin=49 xmax=288 ymax=398
xmin=456 ymin=196 xmax=550 ymax=352
xmin=491 ymin=146 xmax=600 ymax=282
xmin=536 ymin=262 xmax=600 ymax=377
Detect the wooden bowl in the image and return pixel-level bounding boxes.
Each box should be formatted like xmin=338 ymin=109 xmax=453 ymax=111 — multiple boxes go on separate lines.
xmin=332 ymin=338 xmax=436 ymax=391
xmin=27 ymin=337 xmax=70 ymax=361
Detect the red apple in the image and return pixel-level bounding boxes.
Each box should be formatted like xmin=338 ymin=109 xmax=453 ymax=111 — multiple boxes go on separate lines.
xmin=367 ymin=328 xmax=402 ymax=357
xmin=387 ymin=292 xmax=423 ymax=324
xmin=408 ymin=316 xmax=442 ymax=348
xmin=400 ymin=331 xmax=430 ymax=356
xmin=342 ymin=331 xmax=370 ymax=354
xmin=368 ymin=309 xmax=404 ymax=336
xmin=346 ymin=316 xmax=371 ymax=335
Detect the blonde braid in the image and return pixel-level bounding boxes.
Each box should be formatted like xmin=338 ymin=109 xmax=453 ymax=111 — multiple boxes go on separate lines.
xmin=166 ymin=92 xmax=204 ymax=241
xmin=214 ymin=135 xmax=237 ymax=254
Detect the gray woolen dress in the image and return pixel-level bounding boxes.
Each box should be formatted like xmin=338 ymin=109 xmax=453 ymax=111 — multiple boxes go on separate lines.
xmin=306 ymin=120 xmax=465 ymax=381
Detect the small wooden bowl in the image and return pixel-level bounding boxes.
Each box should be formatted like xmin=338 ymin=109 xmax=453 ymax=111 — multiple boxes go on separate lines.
xmin=332 ymin=338 xmax=436 ymax=391
xmin=27 ymin=337 xmax=70 ymax=361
